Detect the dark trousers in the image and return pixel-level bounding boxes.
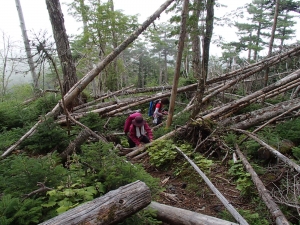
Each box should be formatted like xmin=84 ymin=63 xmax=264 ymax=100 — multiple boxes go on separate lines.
xmin=128 ymin=135 xmax=150 ymax=148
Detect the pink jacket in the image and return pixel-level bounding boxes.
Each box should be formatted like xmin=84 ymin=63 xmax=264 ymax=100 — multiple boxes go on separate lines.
xmin=129 ymin=123 xmax=153 ymax=146
xmin=124 ymin=112 xmax=142 ymax=134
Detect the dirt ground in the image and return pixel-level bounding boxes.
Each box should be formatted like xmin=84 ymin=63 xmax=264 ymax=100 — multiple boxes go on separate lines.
xmin=134 ymin=156 xmax=256 ymax=224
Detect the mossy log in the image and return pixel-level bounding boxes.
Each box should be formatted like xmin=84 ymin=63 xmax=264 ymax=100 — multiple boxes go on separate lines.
xmin=38 ymin=180 xmax=151 ymax=225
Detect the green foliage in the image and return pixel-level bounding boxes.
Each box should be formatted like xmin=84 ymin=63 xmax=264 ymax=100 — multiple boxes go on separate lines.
xmin=80 ymin=141 xmax=161 ymax=196
xmin=0 ymin=195 xmax=43 ymax=225
xmin=20 ymin=117 xmax=69 ymax=154
xmin=223 ymin=132 xmax=238 ymax=147
xmin=292 ymin=146 xmax=300 ymax=160
xmin=228 ymin=160 xmax=253 ymax=196
xmin=219 ymin=208 xmax=269 ymax=225
xmin=147 ymin=140 xmax=178 ymax=168
xmin=42 ymin=182 xmax=104 ymax=215
xmin=0 ymin=127 xmax=26 ymax=153
xmin=79 ymin=112 xmax=104 ymax=131
xmin=32 ymin=95 xmax=58 ymax=115
xmin=275 ymin=118 xmax=300 ymax=145
xmin=0 ymin=153 xmax=66 ymax=197
xmin=236 ymin=103 xmax=261 ymax=114
xmin=119 ymin=208 xmax=162 ymax=225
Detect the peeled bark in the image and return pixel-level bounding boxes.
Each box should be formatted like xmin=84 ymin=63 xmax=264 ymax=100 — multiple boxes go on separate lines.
xmin=39 ymin=180 xmax=151 ymax=225
xmin=235 ymin=144 xmax=289 ymax=225
xmin=149 ymin=201 xmax=239 ymax=225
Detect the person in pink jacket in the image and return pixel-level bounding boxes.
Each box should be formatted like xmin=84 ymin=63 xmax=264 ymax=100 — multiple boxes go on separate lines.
xmin=124 ymin=111 xmax=142 ymax=135
xmin=128 ymin=116 xmax=153 ymax=147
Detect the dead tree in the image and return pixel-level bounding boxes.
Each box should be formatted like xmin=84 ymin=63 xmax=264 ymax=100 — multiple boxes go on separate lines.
xmin=149 ymin=201 xmax=239 ymax=225
xmin=235 ymin=144 xmax=289 ymax=225
xmin=39 ymin=180 xmax=151 ymax=225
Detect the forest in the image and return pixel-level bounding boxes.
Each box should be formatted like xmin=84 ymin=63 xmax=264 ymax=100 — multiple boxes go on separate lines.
xmin=1 ymin=0 xmax=300 ymax=224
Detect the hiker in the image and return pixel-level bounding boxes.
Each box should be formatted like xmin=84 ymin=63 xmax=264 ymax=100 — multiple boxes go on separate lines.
xmin=128 ymin=116 xmax=153 ymax=148
xmin=124 ymin=111 xmax=142 ymax=135
xmin=153 ymin=97 xmax=169 ymax=125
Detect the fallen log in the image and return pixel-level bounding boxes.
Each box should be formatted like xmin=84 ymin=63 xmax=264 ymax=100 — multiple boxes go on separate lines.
xmin=174 ymin=146 xmax=249 ymax=225
xmin=149 ymin=201 xmax=239 ymax=225
xmin=232 ymin=128 xmax=300 ymax=173
xmin=39 ymin=180 xmax=151 ymax=225
xmin=220 ymin=98 xmax=300 ymax=129
xmin=203 ymin=68 xmax=300 ymax=120
xmin=235 ymin=144 xmax=289 ymax=225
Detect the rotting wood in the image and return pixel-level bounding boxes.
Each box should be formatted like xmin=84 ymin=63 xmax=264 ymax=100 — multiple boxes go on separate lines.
xmin=38 ymin=180 xmax=151 ymax=225
xmin=235 ymin=144 xmax=290 ymax=225
xmin=232 ymin=128 xmax=300 ymax=173
xmin=149 ymin=201 xmax=239 ymax=225
xmin=174 ymin=146 xmax=249 ymax=225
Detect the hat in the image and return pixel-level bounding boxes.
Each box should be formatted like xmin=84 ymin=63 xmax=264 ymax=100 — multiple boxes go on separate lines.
xmin=132 ymin=116 xmax=145 ymax=127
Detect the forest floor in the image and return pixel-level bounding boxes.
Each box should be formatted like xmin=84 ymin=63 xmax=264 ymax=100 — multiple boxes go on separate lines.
xmin=133 ymin=154 xmax=261 ymax=224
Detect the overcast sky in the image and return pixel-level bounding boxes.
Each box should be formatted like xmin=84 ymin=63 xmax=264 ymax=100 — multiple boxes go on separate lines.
xmin=0 ymin=0 xmax=299 ymax=56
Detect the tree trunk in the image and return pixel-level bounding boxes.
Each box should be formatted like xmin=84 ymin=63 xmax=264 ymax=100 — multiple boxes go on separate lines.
xmin=45 ymin=0 xmax=78 ymax=109
xmin=235 ymin=144 xmax=289 ymax=225
xmin=265 ymin=0 xmax=280 ymax=87
xmin=166 ymin=0 xmax=189 ymax=128
xmin=15 ymin=0 xmax=38 ymax=89
xmin=190 ymin=0 xmax=202 ymax=119
xmin=149 ymin=201 xmax=239 ymax=225
xmin=39 ymin=180 xmax=151 ymax=225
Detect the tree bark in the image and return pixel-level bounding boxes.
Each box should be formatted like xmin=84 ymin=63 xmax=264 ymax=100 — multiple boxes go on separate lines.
xmin=39 ymin=180 xmax=151 ymax=225
xmin=45 ymin=0 xmax=78 ymax=109
xmin=149 ymin=201 xmax=239 ymax=225
xmin=166 ymin=0 xmax=189 ymax=128
xmin=235 ymin=144 xmax=289 ymax=225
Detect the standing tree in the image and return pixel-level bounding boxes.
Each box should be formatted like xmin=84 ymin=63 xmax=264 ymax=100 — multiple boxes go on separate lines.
xmin=191 ymin=0 xmax=215 ymax=118
xmin=15 ymin=0 xmax=38 ymax=89
xmin=45 ymin=0 xmax=78 ymax=109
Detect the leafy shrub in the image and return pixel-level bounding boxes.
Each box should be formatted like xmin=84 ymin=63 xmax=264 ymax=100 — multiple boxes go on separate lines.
xmin=0 ymin=153 xmax=66 ymax=197
xmin=20 ymin=117 xmax=69 ymax=154
xmin=275 ymin=118 xmax=300 ymax=145
xmin=292 ymin=146 xmax=300 ymax=160
xmin=228 ymin=161 xmax=253 ymax=196
xmin=147 ymin=140 xmax=178 ymax=168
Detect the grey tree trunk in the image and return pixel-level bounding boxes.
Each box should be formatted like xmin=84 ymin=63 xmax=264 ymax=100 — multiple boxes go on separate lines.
xmin=45 ymin=0 xmax=78 ymax=109
xmin=15 ymin=0 xmax=38 ymax=89
xmin=39 ymin=181 xmax=151 ymax=225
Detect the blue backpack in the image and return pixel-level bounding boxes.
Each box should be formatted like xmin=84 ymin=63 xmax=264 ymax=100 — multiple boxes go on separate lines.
xmin=148 ymin=100 xmax=159 ymax=117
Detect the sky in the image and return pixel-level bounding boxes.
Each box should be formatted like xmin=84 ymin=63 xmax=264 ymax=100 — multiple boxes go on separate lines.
xmin=0 ymin=0 xmax=299 ymax=80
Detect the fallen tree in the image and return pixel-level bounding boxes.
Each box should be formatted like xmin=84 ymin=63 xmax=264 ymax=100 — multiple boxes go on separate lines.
xmin=235 ymin=144 xmax=289 ymax=225
xmin=149 ymin=201 xmax=239 ymax=225
xmin=232 ymin=128 xmax=300 ymax=173
xmin=38 ymin=180 xmax=151 ymax=225
xmin=174 ymin=146 xmax=249 ymax=225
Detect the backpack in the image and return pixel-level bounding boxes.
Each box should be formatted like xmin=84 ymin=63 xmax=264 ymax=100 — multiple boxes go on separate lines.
xmin=148 ymin=100 xmax=160 ymax=117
